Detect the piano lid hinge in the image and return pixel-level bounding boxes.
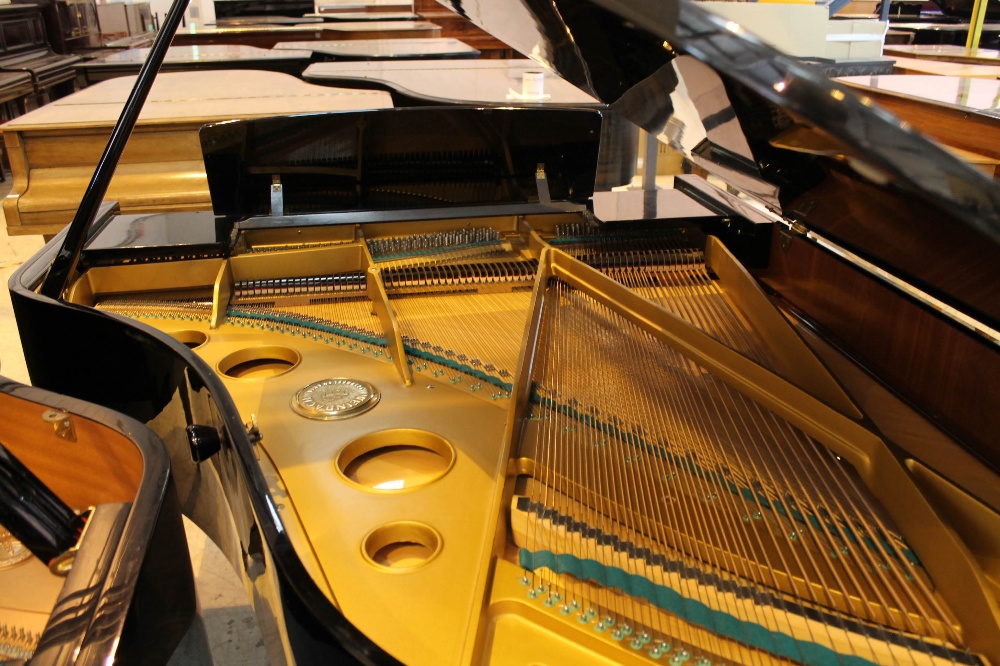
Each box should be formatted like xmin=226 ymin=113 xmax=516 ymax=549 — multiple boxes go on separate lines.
xmin=246 ymin=414 xmax=262 ymax=460
xmin=779 ymin=220 xmax=809 ymax=251
xmin=535 ymin=163 xmax=551 ymax=205
xmin=270 ymin=175 xmax=284 ymax=217
xmin=41 ymin=409 xmax=76 ymax=442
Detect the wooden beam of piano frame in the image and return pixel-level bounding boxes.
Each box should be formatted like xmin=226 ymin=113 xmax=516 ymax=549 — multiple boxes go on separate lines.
xmin=544 ymin=247 xmax=1000 ymax=663
xmin=703 ymin=236 xmax=862 ymax=421
xmin=361 ymin=230 xmax=413 ymax=388
xmin=211 ymin=261 xmax=233 ymax=329
xmin=459 ymin=244 xmax=554 ymax=665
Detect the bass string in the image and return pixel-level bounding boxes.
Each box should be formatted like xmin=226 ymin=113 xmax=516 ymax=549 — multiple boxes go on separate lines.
xmin=624 ymin=260 xmax=803 ymax=663
xmin=532 ymin=276 xmax=944 ymax=660
xmin=604 ymin=275 xmax=764 ymax=662
xmin=540 ymin=278 xmax=772 ymax=660
xmin=671 ymin=250 xmax=958 ymax=644
xmin=616 ymin=260 xmax=960 ymax=652
xmin=606 ymin=268 xmax=833 ymax=662
xmin=528 ymin=280 xmax=561 ymax=605
xmin=764 ymin=402 xmax=943 ymax=661
xmin=524 ymin=249 xmax=960 ymax=660
xmin=648 ymin=260 xmax=908 ymax=644
xmin=789 ymin=391 xmax=965 ymax=647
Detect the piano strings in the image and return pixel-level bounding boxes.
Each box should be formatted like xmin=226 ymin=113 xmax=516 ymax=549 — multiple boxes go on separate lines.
xmin=87 ymin=218 xmax=989 ymax=665
xmin=367 ymin=228 xmax=510 ymax=268
xmin=391 ymin=289 xmax=531 ymax=392
xmin=367 ymin=227 xmax=535 ymax=393
xmin=229 ymin=297 xmax=389 ymax=353
xmin=513 ymin=273 xmax=973 ymax=665
xmin=549 ymin=224 xmax=774 ymax=368
xmin=96 ymin=295 xmax=213 ymax=322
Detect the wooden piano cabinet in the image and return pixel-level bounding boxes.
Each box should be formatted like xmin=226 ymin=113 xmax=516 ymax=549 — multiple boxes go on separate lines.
xmin=865 ymin=88 xmax=1000 ymax=166
xmin=0 ymin=71 xmax=35 ymax=120
xmin=756 ymin=229 xmax=1000 ymax=473
xmin=2 ymin=124 xmax=210 ymax=236
xmin=20 ymin=0 xmax=102 ymax=54
xmin=839 ymin=74 xmax=1000 ymax=177
xmin=413 ymin=0 xmax=518 ymax=58
xmin=0 ymin=378 xmax=195 ymax=665
xmin=0 ymin=5 xmax=81 ymax=110
xmin=0 ymin=70 xmax=392 ymax=236
xmin=0 ymin=389 xmax=143 ymax=511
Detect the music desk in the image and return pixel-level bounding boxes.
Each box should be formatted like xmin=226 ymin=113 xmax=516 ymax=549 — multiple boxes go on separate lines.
xmin=273 ymin=38 xmax=479 ymax=60
xmin=75 ymin=45 xmax=314 ymax=86
xmin=1 ymin=70 xmax=391 ymax=237
xmin=839 ymin=74 xmax=1000 ymax=174
xmin=302 ymin=59 xmax=637 ymax=189
xmin=170 ymin=21 xmax=441 ymax=49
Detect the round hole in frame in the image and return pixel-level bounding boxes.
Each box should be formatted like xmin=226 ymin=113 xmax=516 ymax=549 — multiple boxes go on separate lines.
xmin=361 ymin=522 xmax=442 ymax=572
xmin=218 ymin=346 xmax=300 ymax=379
xmin=168 ymin=329 xmax=208 ymax=350
xmin=336 ymin=429 xmax=455 ymax=492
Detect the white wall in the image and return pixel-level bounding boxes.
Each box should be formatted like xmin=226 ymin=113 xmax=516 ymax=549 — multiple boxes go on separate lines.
xmin=142 ymin=0 xmax=214 ymax=29
xmin=698 ymin=2 xmax=828 ymax=57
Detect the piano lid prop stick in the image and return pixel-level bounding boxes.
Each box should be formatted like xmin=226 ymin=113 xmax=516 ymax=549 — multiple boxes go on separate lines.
xmin=39 ymin=0 xmax=192 ymax=299
xmin=0 ymin=441 xmax=85 ymax=567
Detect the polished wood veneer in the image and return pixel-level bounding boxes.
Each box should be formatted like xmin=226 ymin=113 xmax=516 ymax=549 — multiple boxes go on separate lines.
xmin=839 ymin=74 xmax=1000 ymax=173
xmin=757 ymin=230 xmax=1000 ymax=473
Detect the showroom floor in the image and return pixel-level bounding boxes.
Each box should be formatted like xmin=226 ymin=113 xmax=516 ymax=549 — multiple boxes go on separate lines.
xmin=0 ymin=183 xmax=269 ymax=664
xmin=0 ymin=185 xmax=41 ymax=386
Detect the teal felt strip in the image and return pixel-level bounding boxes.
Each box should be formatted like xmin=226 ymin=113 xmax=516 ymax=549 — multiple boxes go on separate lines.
xmin=229 ymin=308 xmax=513 ymax=391
xmin=402 ymin=345 xmax=512 ymax=391
xmin=228 ymin=309 xmax=387 ymax=347
xmin=519 ymin=548 xmax=876 ymax=666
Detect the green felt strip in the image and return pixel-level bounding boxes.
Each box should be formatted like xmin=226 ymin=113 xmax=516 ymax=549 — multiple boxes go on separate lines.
xmin=519 ymin=548 xmax=876 ymax=666
xmin=228 ymin=309 xmax=387 ymax=347
xmin=403 ymin=345 xmax=512 ymax=391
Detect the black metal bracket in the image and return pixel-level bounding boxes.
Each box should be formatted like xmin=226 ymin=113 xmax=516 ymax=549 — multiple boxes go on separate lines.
xmin=186 ymin=425 xmax=221 ymax=463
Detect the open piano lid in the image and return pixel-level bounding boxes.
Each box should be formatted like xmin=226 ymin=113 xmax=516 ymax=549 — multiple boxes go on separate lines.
xmin=71 ymin=0 xmax=1000 ymax=332
xmin=436 ymin=0 xmax=1000 ymax=334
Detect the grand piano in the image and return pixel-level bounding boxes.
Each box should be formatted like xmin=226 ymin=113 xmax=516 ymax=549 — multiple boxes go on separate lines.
xmin=7 ymin=0 xmax=1000 ymax=664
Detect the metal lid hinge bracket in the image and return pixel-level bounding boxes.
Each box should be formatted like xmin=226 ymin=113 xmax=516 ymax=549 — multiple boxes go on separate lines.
xmin=270 ymin=175 xmax=284 ymax=217
xmin=535 ymin=163 xmax=551 ymax=205
xmin=779 ymin=220 xmax=808 ymax=252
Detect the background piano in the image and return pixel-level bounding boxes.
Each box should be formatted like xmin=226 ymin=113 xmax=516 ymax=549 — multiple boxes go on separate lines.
xmin=0 ymin=5 xmax=79 ymax=108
